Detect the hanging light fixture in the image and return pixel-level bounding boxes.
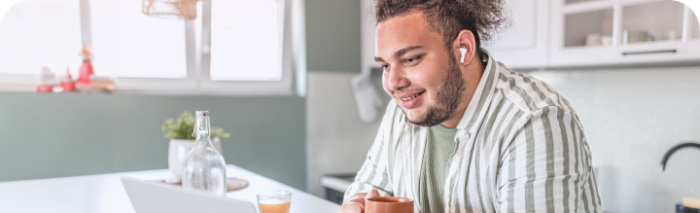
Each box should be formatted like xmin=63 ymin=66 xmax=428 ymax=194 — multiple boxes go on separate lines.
xmin=142 ymin=0 xmax=205 ymax=20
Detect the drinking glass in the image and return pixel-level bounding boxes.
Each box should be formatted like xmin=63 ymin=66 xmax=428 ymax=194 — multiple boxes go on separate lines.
xmin=257 ymin=190 xmax=292 ymax=213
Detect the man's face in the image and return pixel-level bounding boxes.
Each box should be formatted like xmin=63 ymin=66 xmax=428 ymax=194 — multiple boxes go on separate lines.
xmin=375 ymin=12 xmax=464 ymax=126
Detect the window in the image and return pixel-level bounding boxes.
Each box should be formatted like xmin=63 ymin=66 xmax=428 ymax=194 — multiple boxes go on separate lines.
xmin=197 ymin=0 xmax=295 ymax=95
xmin=210 ymin=0 xmax=281 ymax=81
xmin=0 ymin=0 xmax=81 ymax=90
xmin=0 ymin=0 xmax=305 ymax=95
xmin=90 ymin=0 xmax=187 ymax=78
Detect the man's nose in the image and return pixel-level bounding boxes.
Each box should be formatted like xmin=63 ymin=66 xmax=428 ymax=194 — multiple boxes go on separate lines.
xmin=386 ymin=66 xmax=409 ymax=92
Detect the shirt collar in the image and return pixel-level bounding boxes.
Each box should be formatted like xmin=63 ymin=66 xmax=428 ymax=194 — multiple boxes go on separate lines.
xmin=455 ymin=49 xmax=500 ymax=134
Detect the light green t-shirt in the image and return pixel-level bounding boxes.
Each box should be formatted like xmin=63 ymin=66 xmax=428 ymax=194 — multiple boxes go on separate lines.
xmin=417 ymin=124 xmax=457 ymax=213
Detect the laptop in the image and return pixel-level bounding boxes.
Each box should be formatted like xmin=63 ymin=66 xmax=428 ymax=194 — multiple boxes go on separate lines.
xmin=121 ymin=176 xmax=257 ymax=213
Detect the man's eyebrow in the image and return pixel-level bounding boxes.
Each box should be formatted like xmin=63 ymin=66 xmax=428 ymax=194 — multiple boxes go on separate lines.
xmin=374 ymin=46 xmax=424 ymax=63
xmin=394 ymin=46 xmax=423 ymax=59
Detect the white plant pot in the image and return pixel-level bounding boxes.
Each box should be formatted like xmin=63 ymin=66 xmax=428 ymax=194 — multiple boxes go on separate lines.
xmin=168 ymin=138 xmax=223 ymax=180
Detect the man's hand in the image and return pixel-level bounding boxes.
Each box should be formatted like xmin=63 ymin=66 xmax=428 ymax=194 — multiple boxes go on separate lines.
xmin=340 ymin=190 xmax=380 ymax=213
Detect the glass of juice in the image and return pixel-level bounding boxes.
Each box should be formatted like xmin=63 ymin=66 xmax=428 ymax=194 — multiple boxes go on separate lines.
xmin=257 ymin=190 xmax=292 ymax=213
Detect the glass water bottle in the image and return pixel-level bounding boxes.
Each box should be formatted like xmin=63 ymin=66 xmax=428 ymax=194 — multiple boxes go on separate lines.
xmin=182 ymin=111 xmax=227 ymax=196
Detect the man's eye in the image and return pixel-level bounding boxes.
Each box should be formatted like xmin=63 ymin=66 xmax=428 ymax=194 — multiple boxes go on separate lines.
xmin=405 ymin=56 xmax=420 ymax=66
xmin=381 ymin=64 xmax=390 ymax=72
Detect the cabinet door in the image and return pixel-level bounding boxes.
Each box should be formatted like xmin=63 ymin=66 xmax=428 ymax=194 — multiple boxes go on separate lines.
xmin=484 ymin=0 xmax=549 ymax=70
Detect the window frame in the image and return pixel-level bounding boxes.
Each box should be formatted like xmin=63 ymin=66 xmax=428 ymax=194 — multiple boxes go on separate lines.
xmin=0 ymin=0 xmax=304 ymax=96
xmin=197 ymin=0 xmax=295 ymax=96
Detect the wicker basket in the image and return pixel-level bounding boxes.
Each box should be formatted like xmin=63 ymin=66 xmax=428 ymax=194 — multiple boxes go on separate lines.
xmin=142 ymin=0 xmax=203 ymax=20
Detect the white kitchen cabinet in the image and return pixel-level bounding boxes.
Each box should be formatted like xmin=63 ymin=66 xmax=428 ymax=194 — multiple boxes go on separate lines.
xmin=484 ymin=0 xmax=550 ymax=70
xmin=549 ymin=0 xmax=700 ymax=68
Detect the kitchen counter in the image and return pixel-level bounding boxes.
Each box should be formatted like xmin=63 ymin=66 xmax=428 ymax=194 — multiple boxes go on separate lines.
xmin=320 ymin=173 xmax=356 ymax=204
xmin=0 ymin=164 xmax=340 ymax=213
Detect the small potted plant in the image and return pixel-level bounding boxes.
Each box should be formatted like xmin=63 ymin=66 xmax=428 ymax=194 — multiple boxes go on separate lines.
xmin=162 ymin=111 xmax=230 ymax=180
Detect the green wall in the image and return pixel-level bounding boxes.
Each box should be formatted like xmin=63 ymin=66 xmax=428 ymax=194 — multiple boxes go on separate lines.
xmin=305 ymin=0 xmax=361 ymax=72
xmin=0 ymin=93 xmax=307 ymax=190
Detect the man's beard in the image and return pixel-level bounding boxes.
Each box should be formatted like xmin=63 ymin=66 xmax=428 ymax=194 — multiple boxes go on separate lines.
xmin=406 ymin=54 xmax=465 ymax=126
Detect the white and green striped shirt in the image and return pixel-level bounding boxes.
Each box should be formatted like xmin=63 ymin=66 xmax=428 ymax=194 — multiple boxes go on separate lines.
xmin=344 ymin=53 xmax=603 ymax=213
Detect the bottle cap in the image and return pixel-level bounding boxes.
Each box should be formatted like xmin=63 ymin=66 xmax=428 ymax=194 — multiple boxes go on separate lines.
xmin=195 ymin=111 xmax=209 ymax=118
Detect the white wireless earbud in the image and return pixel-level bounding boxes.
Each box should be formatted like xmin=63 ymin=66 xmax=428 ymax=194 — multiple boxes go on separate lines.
xmin=459 ymin=47 xmax=467 ymax=63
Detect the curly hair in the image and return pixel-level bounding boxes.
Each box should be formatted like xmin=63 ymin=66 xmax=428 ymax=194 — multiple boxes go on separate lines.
xmin=375 ymin=0 xmax=506 ymax=55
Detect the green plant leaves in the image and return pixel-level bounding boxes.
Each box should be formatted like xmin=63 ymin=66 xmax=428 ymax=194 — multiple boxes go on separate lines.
xmin=162 ymin=111 xmax=231 ymax=140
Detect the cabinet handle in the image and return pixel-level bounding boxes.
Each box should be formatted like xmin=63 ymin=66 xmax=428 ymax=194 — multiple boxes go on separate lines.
xmin=622 ymin=49 xmax=677 ymax=56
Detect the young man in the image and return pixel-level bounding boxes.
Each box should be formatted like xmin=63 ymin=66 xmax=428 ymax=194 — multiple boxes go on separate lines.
xmin=340 ymin=0 xmax=602 ymax=212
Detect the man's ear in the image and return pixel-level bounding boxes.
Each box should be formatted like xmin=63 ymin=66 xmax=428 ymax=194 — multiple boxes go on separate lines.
xmin=453 ymin=30 xmax=477 ymax=65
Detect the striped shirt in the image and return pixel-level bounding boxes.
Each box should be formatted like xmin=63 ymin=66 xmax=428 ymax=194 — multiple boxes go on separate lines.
xmin=344 ymin=52 xmax=603 ymax=213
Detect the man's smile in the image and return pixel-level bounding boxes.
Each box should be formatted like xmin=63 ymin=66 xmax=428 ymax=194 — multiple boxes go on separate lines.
xmin=400 ymin=91 xmax=424 ymax=101
xmin=395 ymin=90 xmax=425 ymax=109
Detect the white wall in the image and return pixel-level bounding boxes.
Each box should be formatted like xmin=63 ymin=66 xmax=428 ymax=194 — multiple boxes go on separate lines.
xmin=306 ymin=72 xmax=389 ymax=197
xmin=529 ymin=66 xmax=700 ymax=213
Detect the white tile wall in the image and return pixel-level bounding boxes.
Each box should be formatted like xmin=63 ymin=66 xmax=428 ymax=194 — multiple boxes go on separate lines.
xmin=529 ymin=66 xmax=700 ymax=213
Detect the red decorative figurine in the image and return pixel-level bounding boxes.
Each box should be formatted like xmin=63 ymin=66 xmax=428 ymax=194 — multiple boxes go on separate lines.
xmin=77 ymin=45 xmax=94 ymax=85
xmin=62 ymin=68 xmax=76 ymax=92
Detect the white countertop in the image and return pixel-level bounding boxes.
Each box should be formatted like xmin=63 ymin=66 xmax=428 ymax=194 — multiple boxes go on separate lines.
xmin=0 ymin=164 xmax=340 ymax=213
xmin=320 ymin=175 xmax=354 ymax=192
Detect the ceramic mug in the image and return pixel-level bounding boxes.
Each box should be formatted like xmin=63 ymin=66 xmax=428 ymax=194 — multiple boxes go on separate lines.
xmin=600 ymin=35 xmax=613 ymax=46
xmin=623 ymin=30 xmax=655 ymax=44
xmin=168 ymin=138 xmax=223 ymax=180
xmin=365 ymin=197 xmax=414 ymax=213
xmin=585 ymin=33 xmax=601 ymax=46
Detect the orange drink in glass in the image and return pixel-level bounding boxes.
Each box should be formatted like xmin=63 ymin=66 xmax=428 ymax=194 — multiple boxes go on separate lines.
xmin=257 ymin=190 xmax=291 ymax=213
